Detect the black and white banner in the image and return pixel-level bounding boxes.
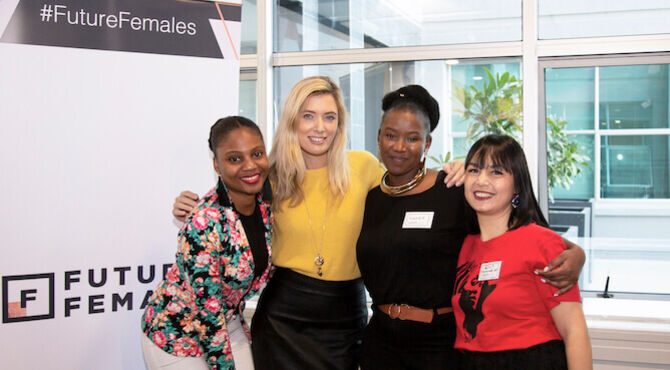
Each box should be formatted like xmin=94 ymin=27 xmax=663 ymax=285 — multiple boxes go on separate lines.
xmin=2 ymin=0 xmax=241 ymax=58
xmin=0 ymin=0 xmax=243 ymax=368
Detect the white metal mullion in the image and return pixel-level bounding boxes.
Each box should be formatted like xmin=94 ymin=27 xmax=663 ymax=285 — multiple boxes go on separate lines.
xmin=537 ymin=34 xmax=670 ymax=58
xmin=523 ymin=0 xmax=540 ymax=191
xmin=348 ymin=1 xmax=364 ymax=150
xmin=538 ymin=61 xmax=549 ymax=214
xmin=539 ymin=53 xmax=670 ymax=69
xmin=271 ymin=42 xmax=523 ymax=67
xmin=256 ymin=0 xmax=274 ymax=148
xmin=597 ymin=129 xmax=670 ymax=136
xmin=444 ymin=65 xmax=453 ymax=159
xmin=565 ymin=129 xmax=596 ymax=135
xmin=240 ymin=54 xmax=257 ymax=69
xmin=593 ymin=67 xmax=602 ymax=202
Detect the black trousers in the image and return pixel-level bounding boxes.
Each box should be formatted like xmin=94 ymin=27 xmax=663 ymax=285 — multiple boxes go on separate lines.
xmin=251 ymin=268 xmax=367 ymax=370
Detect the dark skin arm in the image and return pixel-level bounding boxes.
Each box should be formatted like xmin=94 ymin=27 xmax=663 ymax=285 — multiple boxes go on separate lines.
xmin=173 ymin=190 xmax=199 ymax=222
xmin=536 ymin=238 xmax=586 ymax=295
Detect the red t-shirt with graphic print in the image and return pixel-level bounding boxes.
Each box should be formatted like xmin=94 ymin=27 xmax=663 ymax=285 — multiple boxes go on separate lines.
xmin=452 ymin=223 xmax=581 ymax=352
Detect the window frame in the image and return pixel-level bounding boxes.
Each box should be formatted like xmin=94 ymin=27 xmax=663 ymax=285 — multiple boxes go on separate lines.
xmin=241 ymin=0 xmax=670 ymax=300
xmin=538 ymin=53 xmax=670 ymax=300
xmin=538 ymin=52 xmax=670 ymax=214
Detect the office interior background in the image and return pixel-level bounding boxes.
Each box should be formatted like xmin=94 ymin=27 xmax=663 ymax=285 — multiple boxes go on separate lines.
xmin=235 ymin=1 xmax=670 ymax=368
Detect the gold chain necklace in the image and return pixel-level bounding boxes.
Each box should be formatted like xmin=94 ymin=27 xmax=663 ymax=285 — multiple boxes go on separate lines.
xmin=380 ymin=159 xmax=427 ymax=195
xmin=304 ymin=196 xmax=328 ymax=277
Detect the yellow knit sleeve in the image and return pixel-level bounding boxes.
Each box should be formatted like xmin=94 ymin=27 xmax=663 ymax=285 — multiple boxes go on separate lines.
xmin=348 ymin=150 xmax=385 ymax=191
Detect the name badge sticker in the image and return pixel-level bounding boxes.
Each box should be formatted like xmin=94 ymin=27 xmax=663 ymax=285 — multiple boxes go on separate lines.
xmin=478 ymin=261 xmax=502 ymax=281
xmin=401 ymin=211 xmax=434 ymax=229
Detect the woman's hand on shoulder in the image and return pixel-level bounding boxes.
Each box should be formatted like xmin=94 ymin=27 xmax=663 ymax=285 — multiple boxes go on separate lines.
xmin=442 ymin=160 xmax=465 ymax=188
xmin=535 ymin=239 xmax=586 ymax=295
xmin=173 ymin=190 xmax=199 ymax=222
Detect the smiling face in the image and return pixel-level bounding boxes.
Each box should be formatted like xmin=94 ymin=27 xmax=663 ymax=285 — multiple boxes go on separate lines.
xmin=377 ymin=109 xmax=431 ymax=186
xmin=296 ymin=93 xmax=339 ymax=169
xmin=464 ymin=155 xmax=516 ymax=221
xmin=213 ymin=127 xmax=269 ymax=205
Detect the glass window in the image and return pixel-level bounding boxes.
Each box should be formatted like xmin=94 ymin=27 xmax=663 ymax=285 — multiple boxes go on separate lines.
xmin=274 ymin=0 xmax=521 ymax=52
xmin=239 ymin=78 xmax=257 ymax=122
xmin=543 ymin=59 xmax=670 ymax=296
xmin=546 ymin=67 xmax=595 ymax=131
xmin=274 ymin=59 xmax=522 ymax=168
xmin=580 ymin=236 xmax=670 ymax=295
xmin=550 ymin=134 xmax=595 ymax=200
xmin=241 ymin=0 xmax=257 ymax=54
xmin=539 ymin=0 xmax=670 ymax=39
xmin=600 ymin=65 xmax=669 ymax=130
xmin=545 ymin=63 xmax=670 ymax=201
xmin=600 ymin=135 xmax=669 ymax=199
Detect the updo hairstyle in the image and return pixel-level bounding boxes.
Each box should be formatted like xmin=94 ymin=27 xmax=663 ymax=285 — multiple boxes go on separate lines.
xmin=381 ymin=85 xmax=440 ymax=135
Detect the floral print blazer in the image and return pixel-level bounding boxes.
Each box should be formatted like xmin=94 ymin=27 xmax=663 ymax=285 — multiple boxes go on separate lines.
xmin=142 ymin=180 xmax=273 ymax=369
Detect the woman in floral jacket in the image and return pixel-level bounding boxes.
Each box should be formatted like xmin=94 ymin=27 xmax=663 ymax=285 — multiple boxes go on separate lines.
xmin=141 ymin=116 xmax=273 ymax=370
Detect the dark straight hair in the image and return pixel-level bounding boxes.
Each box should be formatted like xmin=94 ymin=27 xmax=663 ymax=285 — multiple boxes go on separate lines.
xmin=464 ymin=134 xmax=549 ymax=234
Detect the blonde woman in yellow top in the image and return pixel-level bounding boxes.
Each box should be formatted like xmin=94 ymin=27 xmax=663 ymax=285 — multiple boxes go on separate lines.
xmin=250 ymin=76 xmax=383 ymax=369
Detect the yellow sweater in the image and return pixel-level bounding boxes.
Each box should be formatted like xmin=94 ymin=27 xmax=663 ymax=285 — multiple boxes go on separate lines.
xmin=272 ymin=151 xmax=385 ymax=281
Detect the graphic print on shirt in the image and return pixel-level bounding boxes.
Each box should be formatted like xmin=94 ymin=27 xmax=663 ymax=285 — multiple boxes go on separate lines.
xmin=454 ymin=261 xmax=497 ymax=341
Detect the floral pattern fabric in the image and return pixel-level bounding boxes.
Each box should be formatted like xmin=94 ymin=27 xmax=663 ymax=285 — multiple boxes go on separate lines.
xmin=142 ymin=182 xmax=273 ymax=369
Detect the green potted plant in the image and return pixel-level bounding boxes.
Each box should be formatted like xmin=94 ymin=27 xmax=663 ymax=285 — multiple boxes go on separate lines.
xmin=453 ymin=67 xmax=523 ymax=144
xmin=427 ymin=152 xmax=452 ymax=170
xmin=451 ymin=68 xmax=588 ymax=201
xmin=546 ymin=116 xmax=590 ymax=201
xmin=429 ymin=68 xmax=522 ymax=169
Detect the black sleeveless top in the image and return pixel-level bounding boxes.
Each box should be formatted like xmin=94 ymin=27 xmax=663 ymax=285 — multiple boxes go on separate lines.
xmin=356 ymin=171 xmax=467 ymax=308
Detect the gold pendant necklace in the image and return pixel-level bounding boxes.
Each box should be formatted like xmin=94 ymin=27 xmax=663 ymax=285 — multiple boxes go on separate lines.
xmin=380 ymin=159 xmax=427 ymax=195
xmin=304 ymin=197 xmax=328 ymax=277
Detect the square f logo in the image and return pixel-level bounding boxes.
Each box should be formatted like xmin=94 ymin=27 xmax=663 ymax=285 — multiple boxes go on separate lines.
xmin=2 ymin=273 xmax=55 ymax=323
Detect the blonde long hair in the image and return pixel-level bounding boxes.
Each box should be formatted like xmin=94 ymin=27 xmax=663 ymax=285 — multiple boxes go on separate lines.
xmin=269 ymin=76 xmax=350 ymax=210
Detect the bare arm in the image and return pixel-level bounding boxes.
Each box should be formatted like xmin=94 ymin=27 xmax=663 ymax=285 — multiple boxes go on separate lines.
xmin=442 ymin=160 xmax=465 ymax=188
xmin=551 ymin=302 xmax=592 ymax=370
xmin=536 ymin=238 xmax=586 ymax=295
xmin=172 ymin=190 xmax=199 ymax=222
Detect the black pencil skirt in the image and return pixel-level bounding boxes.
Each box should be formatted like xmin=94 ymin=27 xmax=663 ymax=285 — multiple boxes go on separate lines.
xmin=250 ymin=267 xmax=368 ymax=370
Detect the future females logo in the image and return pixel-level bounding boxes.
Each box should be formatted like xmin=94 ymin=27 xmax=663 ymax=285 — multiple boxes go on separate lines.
xmin=2 ymin=263 xmax=171 ymax=324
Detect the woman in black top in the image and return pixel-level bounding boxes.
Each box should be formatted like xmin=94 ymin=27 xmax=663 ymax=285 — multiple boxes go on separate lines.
xmin=356 ymin=85 xmax=465 ymax=369
xmin=355 ymin=85 xmax=585 ymax=369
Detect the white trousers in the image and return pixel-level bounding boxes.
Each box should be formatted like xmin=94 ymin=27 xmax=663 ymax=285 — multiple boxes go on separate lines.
xmin=142 ymin=317 xmax=254 ymax=370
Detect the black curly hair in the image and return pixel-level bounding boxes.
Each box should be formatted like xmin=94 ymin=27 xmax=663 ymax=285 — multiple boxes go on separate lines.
xmin=381 ymin=84 xmax=440 ymax=135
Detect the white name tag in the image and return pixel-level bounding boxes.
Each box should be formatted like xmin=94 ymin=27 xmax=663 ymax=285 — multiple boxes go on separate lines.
xmin=401 ymin=211 xmax=434 ymax=229
xmin=478 ymin=261 xmax=502 ymax=281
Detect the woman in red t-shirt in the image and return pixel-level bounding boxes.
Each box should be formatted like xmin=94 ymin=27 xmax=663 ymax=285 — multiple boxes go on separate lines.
xmin=452 ymin=135 xmax=592 ymax=370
